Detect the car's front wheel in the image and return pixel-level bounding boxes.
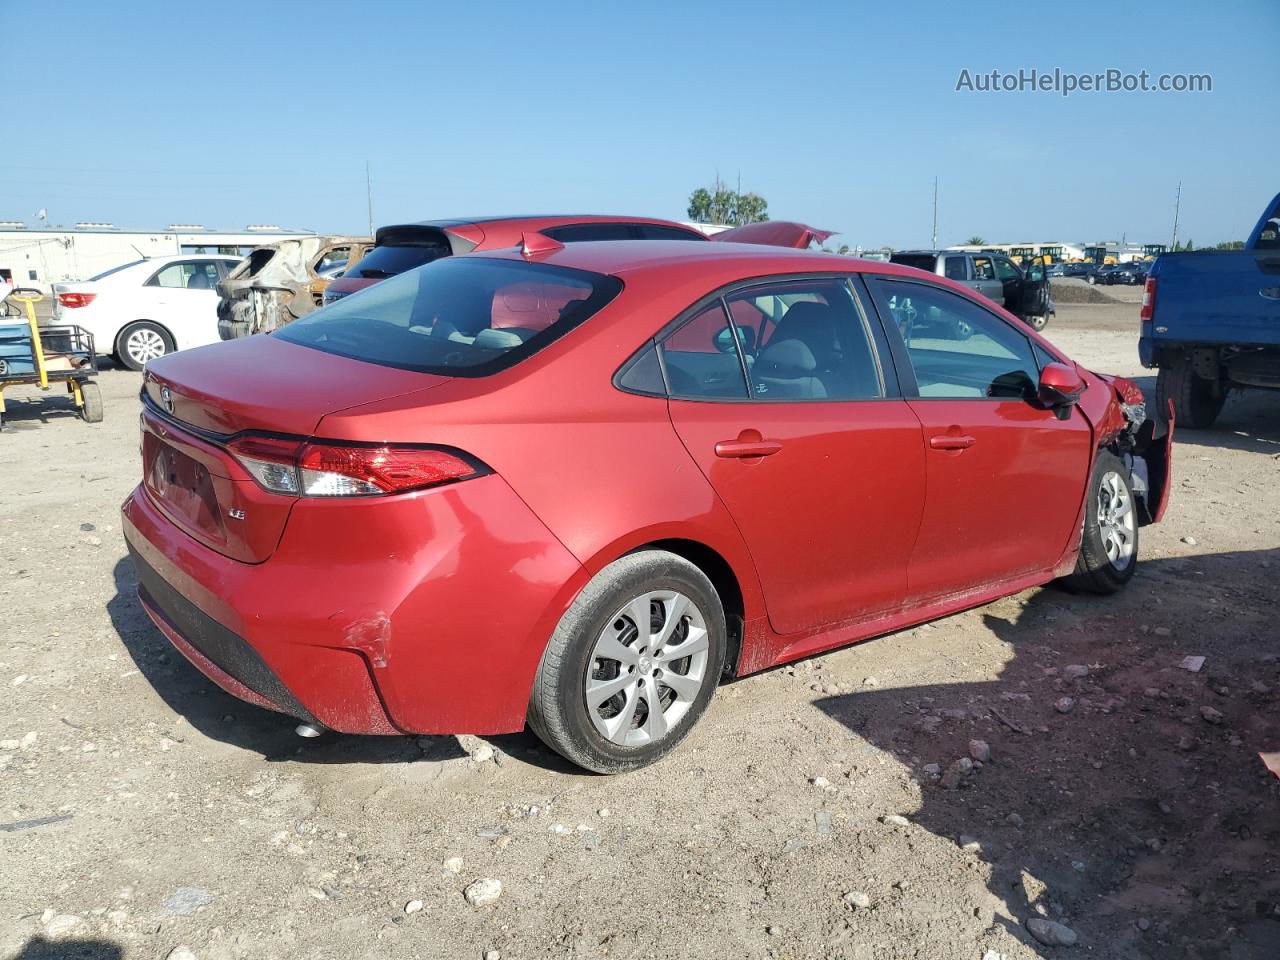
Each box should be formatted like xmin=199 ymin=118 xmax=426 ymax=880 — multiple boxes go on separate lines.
xmin=1068 ymin=451 xmax=1139 ymax=593
xmin=116 ymin=321 xmax=174 ymax=371
xmin=528 ymin=550 xmax=726 ymax=773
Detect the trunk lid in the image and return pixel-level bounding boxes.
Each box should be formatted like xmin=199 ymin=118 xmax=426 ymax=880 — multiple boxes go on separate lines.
xmin=140 ymin=336 xmax=449 ymax=562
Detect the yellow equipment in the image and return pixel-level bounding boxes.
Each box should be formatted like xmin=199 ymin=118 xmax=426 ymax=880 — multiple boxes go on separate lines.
xmin=0 ymin=288 xmax=102 ymax=429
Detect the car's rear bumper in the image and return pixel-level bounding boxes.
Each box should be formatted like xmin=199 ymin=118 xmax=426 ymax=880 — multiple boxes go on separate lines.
xmin=122 ymin=473 xmax=588 ymax=735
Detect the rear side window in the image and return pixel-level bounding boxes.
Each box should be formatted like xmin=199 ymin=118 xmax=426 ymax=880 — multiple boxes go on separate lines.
xmin=541 ymin=223 xmax=638 ymax=243
xmin=275 ymin=257 xmax=621 ymax=377
xmin=635 ymin=225 xmax=706 ymax=241
xmin=660 ymin=302 xmax=749 ymax=398
xmin=724 ymin=279 xmax=884 ymax=401
xmin=148 ymin=261 xmax=219 ymax=290
xmin=943 ymin=256 xmax=967 ymax=280
xmin=1257 ymin=200 xmax=1280 ymax=250
xmin=346 ymin=242 xmax=451 ymax=279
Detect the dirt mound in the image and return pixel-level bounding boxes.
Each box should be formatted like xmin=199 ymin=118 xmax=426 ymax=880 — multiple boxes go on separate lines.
xmin=1051 ymin=279 xmax=1124 ymax=304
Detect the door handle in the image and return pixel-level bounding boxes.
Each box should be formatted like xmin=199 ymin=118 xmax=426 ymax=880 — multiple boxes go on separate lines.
xmin=929 ymin=434 xmax=976 ymax=450
xmin=715 ymin=436 xmax=782 ymax=459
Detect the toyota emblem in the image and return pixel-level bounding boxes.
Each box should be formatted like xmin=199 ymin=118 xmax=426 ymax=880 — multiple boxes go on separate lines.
xmin=160 ymin=386 xmax=174 ymax=413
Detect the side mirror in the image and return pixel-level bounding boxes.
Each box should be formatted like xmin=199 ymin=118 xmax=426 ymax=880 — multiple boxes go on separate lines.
xmin=1038 ymin=362 xmax=1085 ymax=417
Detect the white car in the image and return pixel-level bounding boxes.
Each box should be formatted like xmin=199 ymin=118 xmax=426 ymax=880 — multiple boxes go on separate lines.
xmin=52 ymin=254 xmax=242 ymax=370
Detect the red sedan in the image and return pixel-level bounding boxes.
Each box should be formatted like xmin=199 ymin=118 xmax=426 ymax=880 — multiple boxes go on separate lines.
xmin=123 ymin=240 xmax=1173 ymax=772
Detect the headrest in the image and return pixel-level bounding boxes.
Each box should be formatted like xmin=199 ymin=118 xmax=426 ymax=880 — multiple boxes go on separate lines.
xmin=756 ymin=339 xmax=818 ymax=378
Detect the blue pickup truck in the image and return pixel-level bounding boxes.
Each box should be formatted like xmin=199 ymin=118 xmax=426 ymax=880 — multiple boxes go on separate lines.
xmin=1141 ymin=192 xmax=1280 ymax=427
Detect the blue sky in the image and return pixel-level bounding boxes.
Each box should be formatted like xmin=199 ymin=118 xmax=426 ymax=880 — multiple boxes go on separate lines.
xmin=5 ymin=1 xmax=1277 ymax=248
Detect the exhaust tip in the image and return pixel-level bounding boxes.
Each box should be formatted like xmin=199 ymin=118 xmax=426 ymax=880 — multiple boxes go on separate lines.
xmin=294 ymin=722 xmax=325 ymax=739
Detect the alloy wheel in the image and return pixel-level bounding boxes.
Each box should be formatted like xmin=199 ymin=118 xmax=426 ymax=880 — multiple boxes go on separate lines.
xmin=584 ymin=590 xmax=710 ymax=747
xmin=1097 ymin=471 xmax=1135 ymax=570
xmin=127 ymin=328 xmax=167 ymax=365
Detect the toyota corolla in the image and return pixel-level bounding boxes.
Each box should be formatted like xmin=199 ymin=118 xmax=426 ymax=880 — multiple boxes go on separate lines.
xmin=122 ymin=238 xmax=1173 ymax=773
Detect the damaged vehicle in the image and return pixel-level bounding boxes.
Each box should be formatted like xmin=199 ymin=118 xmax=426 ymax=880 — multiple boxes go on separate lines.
xmin=216 ymin=236 xmax=373 ymax=340
xmin=125 ymin=239 xmax=1172 ymax=773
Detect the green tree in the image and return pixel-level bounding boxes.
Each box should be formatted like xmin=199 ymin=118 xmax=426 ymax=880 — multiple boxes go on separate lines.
xmin=965 ymin=235 xmax=985 ymax=246
xmin=837 ymin=244 xmax=850 ymax=255
xmin=687 ymin=176 xmax=769 ymax=226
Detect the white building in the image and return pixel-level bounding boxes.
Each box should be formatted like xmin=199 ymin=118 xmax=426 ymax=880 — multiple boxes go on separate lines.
xmin=0 ymin=222 xmax=315 ymax=295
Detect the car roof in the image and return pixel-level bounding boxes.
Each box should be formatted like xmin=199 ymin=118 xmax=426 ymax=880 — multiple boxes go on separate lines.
xmin=399 ymin=214 xmax=701 ymax=231
xmin=468 ymin=239 xmax=928 ymax=283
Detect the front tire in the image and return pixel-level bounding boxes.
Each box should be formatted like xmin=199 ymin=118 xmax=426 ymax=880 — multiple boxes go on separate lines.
xmin=528 ymin=550 xmax=726 ymax=774
xmin=1156 ymin=355 xmax=1224 ymax=429
xmin=1068 ymin=451 xmax=1139 ymax=594
xmin=116 ymin=321 xmax=174 ymax=371
xmin=79 ymin=381 xmax=103 ymax=423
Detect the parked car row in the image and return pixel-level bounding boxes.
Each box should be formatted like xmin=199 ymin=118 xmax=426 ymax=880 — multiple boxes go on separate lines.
xmin=121 ymin=222 xmax=1173 ymax=772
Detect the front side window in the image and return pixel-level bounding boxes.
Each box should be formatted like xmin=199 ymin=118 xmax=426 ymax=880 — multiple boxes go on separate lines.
xmin=869 ymin=279 xmax=1038 ymax=399
xmin=275 ymin=257 xmax=621 ymax=377
xmin=314 ymin=246 xmax=352 ymax=276
xmin=993 ymin=258 xmax=1021 ymax=281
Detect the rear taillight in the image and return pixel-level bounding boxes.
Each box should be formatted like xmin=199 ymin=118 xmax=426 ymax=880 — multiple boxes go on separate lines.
xmin=1140 ymin=278 xmax=1156 ymax=323
xmin=57 ymin=292 xmax=96 ymax=309
xmin=227 ymin=434 xmax=483 ymax=497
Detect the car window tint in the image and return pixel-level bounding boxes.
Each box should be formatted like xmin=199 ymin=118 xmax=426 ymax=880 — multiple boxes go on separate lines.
xmin=541 ymin=223 xmax=638 ymax=243
xmin=889 ymin=253 xmax=937 ymax=272
xmin=635 ymin=224 xmax=707 ymax=241
xmin=870 ymin=279 xmax=1038 ymax=399
xmin=943 ymin=256 xmax=967 ymax=280
xmin=972 ymin=257 xmax=995 ymax=281
xmin=724 ymin=279 xmax=884 ymax=401
xmin=275 ymin=257 xmax=620 ymax=377
xmin=660 ymin=302 xmax=749 ymax=399
xmin=993 ymin=258 xmax=1020 ymax=281
xmin=347 ymin=243 xmax=450 ymax=278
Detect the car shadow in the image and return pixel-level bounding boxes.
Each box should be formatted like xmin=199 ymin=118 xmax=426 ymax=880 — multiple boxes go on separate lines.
xmin=814 ymin=548 xmax=1280 ymax=958
xmin=9 ymin=937 xmax=123 ymax=959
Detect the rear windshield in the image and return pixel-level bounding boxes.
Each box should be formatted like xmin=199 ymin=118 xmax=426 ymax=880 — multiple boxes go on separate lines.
xmin=275 ymin=257 xmax=622 ymax=377
xmin=889 ymin=254 xmax=938 ymax=272
xmin=346 ymin=242 xmax=451 ymax=279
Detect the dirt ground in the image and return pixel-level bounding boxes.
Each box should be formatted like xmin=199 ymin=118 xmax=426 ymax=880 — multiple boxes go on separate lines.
xmin=1 ymin=292 xmax=1278 ymax=960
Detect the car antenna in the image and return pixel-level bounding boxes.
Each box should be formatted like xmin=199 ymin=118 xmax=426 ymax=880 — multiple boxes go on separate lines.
xmin=519 ymin=232 xmax=565 ymax=258
xmin=130 ymin=243 xmax=148 ymax=260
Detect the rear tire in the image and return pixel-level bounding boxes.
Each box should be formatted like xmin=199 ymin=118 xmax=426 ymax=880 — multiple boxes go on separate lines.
xmin=116 ymin=322 xmax=174 ymax=371
xmin=1156 ymin=355 xmax=1224 ymax=429
xmin=1068 ymin=451 xmax=1139 ymax=594
xmin=79 ymin=381 xmax=103 ymax=423
xmin=528 ymin=550 xmax=726 ymax=774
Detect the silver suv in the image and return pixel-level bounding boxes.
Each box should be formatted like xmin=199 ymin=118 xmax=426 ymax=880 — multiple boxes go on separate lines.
xmin=890 ymin=250 xmax=1054 ymax=331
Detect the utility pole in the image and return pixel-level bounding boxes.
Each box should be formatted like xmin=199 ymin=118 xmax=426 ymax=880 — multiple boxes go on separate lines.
xmin=1170 ymin=181 xmax=1182 ymax=251
xmin=366 ymin=161 xmax=374 ymax=236
xmin=931 ymin=177 xmax=938 ymax=248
